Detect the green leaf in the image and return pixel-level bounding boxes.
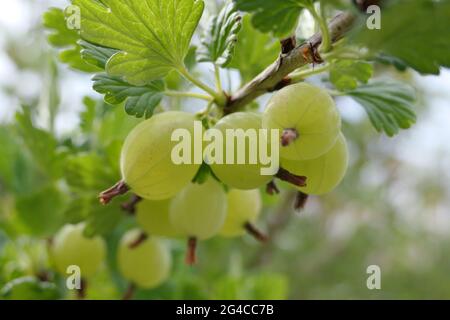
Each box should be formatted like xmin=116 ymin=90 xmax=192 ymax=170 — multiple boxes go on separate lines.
xmin=345 ymin=81 xmax=417 ymax=136
xmin=198 ymin=2 xmax=242 ymax=67
xmin=353 ymin=0 xmax=450 ymax=74
xmin=233 ymin=0 xmax=313 ymax=37
xmin=192 ymin=163 xmax=212 ymax=184
xmin=15 ymin=185 xmax=66 ymax=237
xmin=73 ymin=0 xmax=205 ymax=85
xmin=330 ymin=60 xmax=373 ymax=91
xmin=15 ymin=109 xmax=65 ymax=180
xmin=79 ymin=97 xmax=97 ymax=134
xmin=229 ymin=16 xmax=279 ymax=83
xmin=79 ymin=40 xmax=118 ymax=69
xmin=43 ymin=7 xmax=99 ymax=73
xmin=92 ymin=74 xmax=164 ymax=119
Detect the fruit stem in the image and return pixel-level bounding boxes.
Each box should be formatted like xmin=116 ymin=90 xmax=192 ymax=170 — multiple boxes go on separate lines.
xmin=164 ymin=90 xmax=213 ymax=102
xmin=294 ymin=191 xmax=309 ymax=211
xmin=99 ymin=181 xmax=129 ymax=205
xmin=186 ymin=237 xmax=197 ymax=266
xmin=76 ymin=278 xmax=87 ymax=300
xmin=244 ymin=222 xmax=268 ymax=242
xmin=276 ymin=167 xmax=307 ymax=187
xmin=266 ymin=180 xmax=280 ymax=195
xmin=289 ymin=63 xmax=331 ymax=82
xmin=177 ymin=65 xmax=226 ymax=106
xmin=129 ymin=232 xmax=148 ymax=249
xmin=281 ymin=128 xmax=299 ymax=147
xmin=120 ymin=195 xmax=142 ymax=215
xmin=122 ymin=283 xmax=136 ymax=300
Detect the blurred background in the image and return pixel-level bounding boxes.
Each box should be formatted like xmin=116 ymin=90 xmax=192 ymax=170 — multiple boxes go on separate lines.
xmin=0 ymin=0 xmax=449 ymax=299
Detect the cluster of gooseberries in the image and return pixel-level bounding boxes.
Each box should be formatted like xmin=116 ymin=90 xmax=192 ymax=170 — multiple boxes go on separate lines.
xmin=50 ymin=82 xmax=349 ymax=295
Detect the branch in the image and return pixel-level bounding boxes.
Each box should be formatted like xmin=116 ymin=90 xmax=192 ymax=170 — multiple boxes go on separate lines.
xmin=224 ymin=11 xmax=356 ymax=113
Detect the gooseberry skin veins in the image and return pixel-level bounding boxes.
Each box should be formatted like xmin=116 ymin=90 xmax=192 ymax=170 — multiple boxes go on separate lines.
xmin=281 ymin=133 xmax=349 ymax=195
xmin=263 ymin=83 xmax=341 ymax=161
xmin=169 ymin=178 xmax=227 ymax=240
xmin=209 ymin=112 xmax=274 ymax=190
xmin=117 ymin=229 xmax=171 ymax=289
xmin=52 ymin=223 xmax=106 ymax=278
xmin=220 ymin=189 xmax=262 ymax=237
xmin=120 ymin=111 xmax=201 ymax=200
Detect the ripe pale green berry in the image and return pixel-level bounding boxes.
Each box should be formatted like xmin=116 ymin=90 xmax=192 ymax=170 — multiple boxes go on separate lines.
xmin=120 ymin=111 xmax=201 ymax=200
xmin=117 ymin=229 xmax=171 ymax=289
xmin=136 ymin=199 xmax=181 ymax=238
xmin=263 ymin=83 xmax=341 ymax=161
xmin=169 ymin=177 xmax=227 ymax=264
xmin=208 ymin=112 xmax=274 ymax=190
xmin=220 ymin=189 xmax=262 ymax=238
xmin=281 ymin=133 xmax=349 ymax=195
xmin=52 ymin=223 xmax=106 ymax=278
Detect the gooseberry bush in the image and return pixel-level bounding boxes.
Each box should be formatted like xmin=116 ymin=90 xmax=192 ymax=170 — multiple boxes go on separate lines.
xmin=1 ymin=0 xmax=449 ymax=300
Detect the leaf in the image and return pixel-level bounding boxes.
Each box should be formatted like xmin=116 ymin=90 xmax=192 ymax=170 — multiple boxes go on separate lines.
xmin=330 ymin=60 xmax=373 ymax=91
xmin=229 ymin=16 xmax=279 ymax=83
xmin=198 ymin=2 xmax=242 ymax=67
xmin=79 ymin=40 xmax=118 ymax=69
xmin=73 ymin=0 xmax=205 ymax=85
xmin=43 ymin=7 xmax=99 ymax=73
xmin=352 ymin=0 xmax=450 ymax=74
xmin=345 ymin=81 xmax=417 ymax=136
xmin=92 ymin=74 xmax=164 ymax=119
xmin=15 ymin=109 xmax=65 ymax=180
xmin=15 ymin=185 xmax=66 ymax=237
xmin=233 ymin=0 xmax=313 ymax=37
xmin=79 ymin=97 xmax=97 ymax=134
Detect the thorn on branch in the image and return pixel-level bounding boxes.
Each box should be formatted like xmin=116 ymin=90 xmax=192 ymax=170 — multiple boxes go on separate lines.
xmin=281 ymin=128 xmax=299 ymax=147
xmin=99 ymin=181 xmax=129 ymax=205
xmin=280 ymin=36 xmax=297 ymax=54
xmin=276 ymin=167 xmax=307 ymax=187
xmin=128 ymin=232 xmax=148 ymax=249
xmin=266 ymin=180 xmax=280 ymax=195
xmin=302 ymin=42 xmax=324 ymax=65
xmin=121 ymin=195 xmax=142 ymax=215
xmin=244 ymin=222 xmax=268 ymax=242
xmin=294 ymin=191 xmax=309 ymax=211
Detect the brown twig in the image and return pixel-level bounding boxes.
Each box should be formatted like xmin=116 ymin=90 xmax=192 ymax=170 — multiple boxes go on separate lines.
xmin=185 ymin=237 xmax=197 ymax=266
xmin=122 ymin=283 xmax=136 ymax=300
xmin=244 ymin=222 xmax=268 ymax=242
xmin=248 ymin=191 xmax=297 ymax=268
xmin=121 ymin=194 xmax=142 ymax=215
xmin=128 ymin=232 xmax=148 ymax=249
xmin=294 ymin=191 xmax=309 ymax=211
xmin=225 ymin=11 xmax=356 ymax=113
xmin=266 ymin=180 xmax=280 ymax=195
xmin=275 ymin=167 xmax=307 ymax=187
